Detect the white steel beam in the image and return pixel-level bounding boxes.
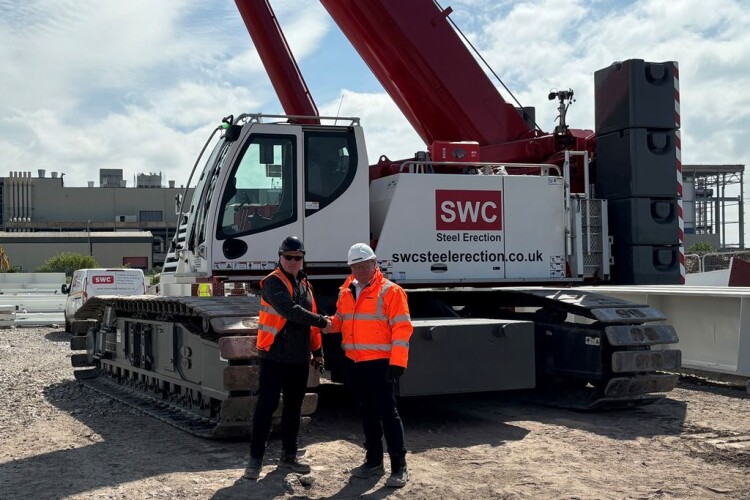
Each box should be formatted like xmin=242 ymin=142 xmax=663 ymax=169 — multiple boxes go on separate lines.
xmin=582 ymin=286 xmax=750 ymax=377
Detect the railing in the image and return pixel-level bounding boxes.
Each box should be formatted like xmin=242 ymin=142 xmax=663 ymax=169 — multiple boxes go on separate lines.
xmin=685 ymin=250 xmax=750 ymax=273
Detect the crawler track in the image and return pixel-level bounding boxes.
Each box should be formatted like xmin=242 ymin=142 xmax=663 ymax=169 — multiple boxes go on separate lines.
xmin=75 ymin=368 xmax=219 ymax=438
xmin=70 ymin=288 xmax=681 ymax=438
xmin=70 ymin=295 xmax=318 ymax=439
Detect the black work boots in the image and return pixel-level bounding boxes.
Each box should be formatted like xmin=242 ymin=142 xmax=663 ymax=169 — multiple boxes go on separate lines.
xmin=245 ymin=451 xmax=311 ymax=480
xmin=244 ymin=457 xmax=263 ymax=480
xmin=385 ymin=456 xmax=408 ymax=488
xmin=351 ymin=455 xmax=408 ymax=487
xmin=279 ymin=452 xmax=312 ymax=474
xmin=351 ymin=459 xmax=386 ymax=478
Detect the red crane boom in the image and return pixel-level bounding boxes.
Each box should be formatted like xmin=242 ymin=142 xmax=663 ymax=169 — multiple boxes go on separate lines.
xmin=318 ymin=0 xmax=533 ymax=147
xmin=236 ymin=0 xmax=594 ymax=187
xmin=235 ymin=0 xmax=319 ymax=124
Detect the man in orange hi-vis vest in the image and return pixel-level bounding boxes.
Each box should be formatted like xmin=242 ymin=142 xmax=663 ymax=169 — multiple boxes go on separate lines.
xmin=324 ymin=242 xmax=413 ymax=488
xmin=244 ymin=236 xmax=332 ymax=481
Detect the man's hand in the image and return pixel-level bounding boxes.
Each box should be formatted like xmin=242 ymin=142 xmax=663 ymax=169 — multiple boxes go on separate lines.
xmin=385 ymin=365 xmax=405 ymax=381
xmin=321 ymin=316 xmax=334 ymax=333
xmin=310 ymin=355 xmax=324 ymax=372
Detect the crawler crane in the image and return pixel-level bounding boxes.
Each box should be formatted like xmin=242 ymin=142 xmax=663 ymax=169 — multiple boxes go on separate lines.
xmin=71 ymin=0 xmax=682 ymax=437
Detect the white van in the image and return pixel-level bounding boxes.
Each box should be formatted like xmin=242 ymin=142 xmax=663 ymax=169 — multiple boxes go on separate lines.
xmin=63 ymin=268 xmax=147 ymax=331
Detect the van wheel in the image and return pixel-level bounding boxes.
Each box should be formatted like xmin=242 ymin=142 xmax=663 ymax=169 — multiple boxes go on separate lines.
xmin=65 ymin=319 xmax=71 ymax=333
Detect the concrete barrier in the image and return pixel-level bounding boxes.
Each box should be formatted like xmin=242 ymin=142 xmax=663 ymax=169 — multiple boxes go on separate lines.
xmin=0 ymin=273 xmax=66 ymax=293
xmin=0 ymin=304 xmax=15 ymax=328
xmin=15 ymin=312 xmax=65 ymax=327
xmin=0 ymin=273 xmax=67 ymax=313
xmin=9 ymin=295 xmax=66 ymax=313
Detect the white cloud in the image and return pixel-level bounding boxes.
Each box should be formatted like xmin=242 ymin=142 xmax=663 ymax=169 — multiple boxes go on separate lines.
xmin=460 ymin=0 xmax=750 ymax=168
xmin=318 ymin=90 xmax=422 ymax=163
xmin=0 ymin=0 xmax=329 ymax=188
xmin=224 ymin=3 xmax=329 ymax=80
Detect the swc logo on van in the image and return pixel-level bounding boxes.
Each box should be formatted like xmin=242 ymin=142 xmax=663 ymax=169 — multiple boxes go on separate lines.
xmin=92 ymin=275 xmax=114 ymax=284
xmin=435 ymin=190 xmax=502 ymax=230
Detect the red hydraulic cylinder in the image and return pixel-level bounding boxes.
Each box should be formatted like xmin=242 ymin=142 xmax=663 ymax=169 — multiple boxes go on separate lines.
xmin=235 ymin=0 xmax=319 ymax=123
xmin=319 ymin=0 xmax=533 ymax=147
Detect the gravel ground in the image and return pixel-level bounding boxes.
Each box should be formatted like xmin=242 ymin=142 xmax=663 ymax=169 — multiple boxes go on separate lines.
xmin=0 ymin=325 xmax=748 ymax=499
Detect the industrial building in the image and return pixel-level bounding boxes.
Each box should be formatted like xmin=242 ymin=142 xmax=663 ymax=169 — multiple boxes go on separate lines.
xmin=0 ymin=231 xmax=154 ymax=272
xmin=0 ymin=169 xmax=193 ymax=271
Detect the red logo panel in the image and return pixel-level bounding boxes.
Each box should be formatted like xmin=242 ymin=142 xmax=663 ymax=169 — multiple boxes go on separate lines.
xmin=92 ymin=275 xmax=114 ymax=284
xmin=436 ymin=190 xmax=502 ymax=230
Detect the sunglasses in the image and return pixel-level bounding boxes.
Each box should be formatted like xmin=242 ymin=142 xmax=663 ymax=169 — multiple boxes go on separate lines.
xmin=282 ymin=255 xmax=304 ymax=261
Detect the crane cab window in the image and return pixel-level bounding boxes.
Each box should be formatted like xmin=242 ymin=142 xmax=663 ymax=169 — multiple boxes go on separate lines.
xmin=218 ymin=134 xmax=297 ymax=239
xmin=304 ymin=131 xmax=357 ymax=215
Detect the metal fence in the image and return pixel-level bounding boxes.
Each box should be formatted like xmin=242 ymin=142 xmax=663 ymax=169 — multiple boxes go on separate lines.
xmin=685 ymin=253 xmax=701 ymax=274
xmin=685 ymin=251 xmax=750 ymax=274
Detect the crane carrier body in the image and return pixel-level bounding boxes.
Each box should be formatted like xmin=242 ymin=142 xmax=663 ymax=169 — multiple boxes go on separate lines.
xmin=70 ymin=0 xmax=683 ymax=438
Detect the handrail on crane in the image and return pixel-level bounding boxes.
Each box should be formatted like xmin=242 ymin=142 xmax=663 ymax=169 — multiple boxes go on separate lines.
xmin=399 ymin=160 xmax=562 ymax=177
xmin=238 ymin=113 xmax=361 ymax=127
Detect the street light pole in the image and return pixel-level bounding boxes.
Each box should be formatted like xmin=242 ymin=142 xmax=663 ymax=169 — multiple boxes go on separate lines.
xmin=87 ymin=219 xmax=92 ymax=256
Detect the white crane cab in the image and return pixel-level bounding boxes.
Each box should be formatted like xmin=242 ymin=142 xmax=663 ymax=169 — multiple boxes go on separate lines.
xmin=174 ymin=114 xmax=606 ymax=287
xmin=176 ymin=116 xmax=370 ymax=280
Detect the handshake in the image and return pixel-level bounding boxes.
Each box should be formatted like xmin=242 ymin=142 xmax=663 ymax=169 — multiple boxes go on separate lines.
xmin=321 ymin=316 xmax=336 ymax=334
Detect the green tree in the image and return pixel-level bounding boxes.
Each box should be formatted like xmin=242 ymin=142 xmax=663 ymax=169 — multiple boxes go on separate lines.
xmin=147 ymin=266 xmax=161 ymax=286
xmin=36 ymin=252 xmax=98 ymax=277
xmin=686 ymin=241 xmax=716 ymax=254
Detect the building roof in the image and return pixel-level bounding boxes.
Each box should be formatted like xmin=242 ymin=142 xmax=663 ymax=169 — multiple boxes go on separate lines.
xmin=0 ymin=231 xmax=153 ymax=243
xmin=683 ymin=164 xmax=745 ymax=174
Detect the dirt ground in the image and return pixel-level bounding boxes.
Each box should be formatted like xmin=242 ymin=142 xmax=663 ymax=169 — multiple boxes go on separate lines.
xmin=0 ymin=326 xmax=748 ymax=500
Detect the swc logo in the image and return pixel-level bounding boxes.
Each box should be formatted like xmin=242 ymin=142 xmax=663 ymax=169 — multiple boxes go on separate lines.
xmin=92 ymin=275 xmax=114 ymax=284
xmin=435 ymin=190 xmax=502 ymax=230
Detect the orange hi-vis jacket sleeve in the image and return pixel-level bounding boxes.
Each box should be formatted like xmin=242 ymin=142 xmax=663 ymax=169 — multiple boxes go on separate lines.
xmin=331 ymin=268 xmax=412 ymax=368
xmin=257 ymin=268 xmax=322 ymax=352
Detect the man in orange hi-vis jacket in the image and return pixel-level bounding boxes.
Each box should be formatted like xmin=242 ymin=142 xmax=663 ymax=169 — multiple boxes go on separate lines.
xmin=325 ymin=242 xmax=413 ymax=488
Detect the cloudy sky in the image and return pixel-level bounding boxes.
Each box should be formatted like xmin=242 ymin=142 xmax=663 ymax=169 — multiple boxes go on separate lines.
xmin=1 ymin=0 xmax=749 ymax=239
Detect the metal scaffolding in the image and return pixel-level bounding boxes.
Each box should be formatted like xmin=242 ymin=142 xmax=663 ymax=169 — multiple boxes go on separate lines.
xmin=683 ymin=164 xmax=745 ymax=249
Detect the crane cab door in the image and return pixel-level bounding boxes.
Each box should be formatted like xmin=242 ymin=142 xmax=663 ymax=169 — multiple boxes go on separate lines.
xmin=205 ymin=122 xmax=369 ymax=272
xmin=300 ymin=127 xmax=369 ymax=263
xmin=208 ymin=124 xmax=305 ymax=270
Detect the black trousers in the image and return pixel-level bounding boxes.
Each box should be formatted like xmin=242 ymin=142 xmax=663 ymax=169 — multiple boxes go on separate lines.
xmin=345 ymin=358 xmax=406 ymax=461
xmin=250 ymin=357 xmax=309 ymax=459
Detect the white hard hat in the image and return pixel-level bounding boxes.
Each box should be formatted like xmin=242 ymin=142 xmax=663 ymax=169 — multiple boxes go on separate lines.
xmin=347 ymin=243 xmax=376 ymax=265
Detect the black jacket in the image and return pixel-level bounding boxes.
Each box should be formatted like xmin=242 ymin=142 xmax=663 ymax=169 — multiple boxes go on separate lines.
xmin=259 ymin=267 xmax=327 ymax=364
